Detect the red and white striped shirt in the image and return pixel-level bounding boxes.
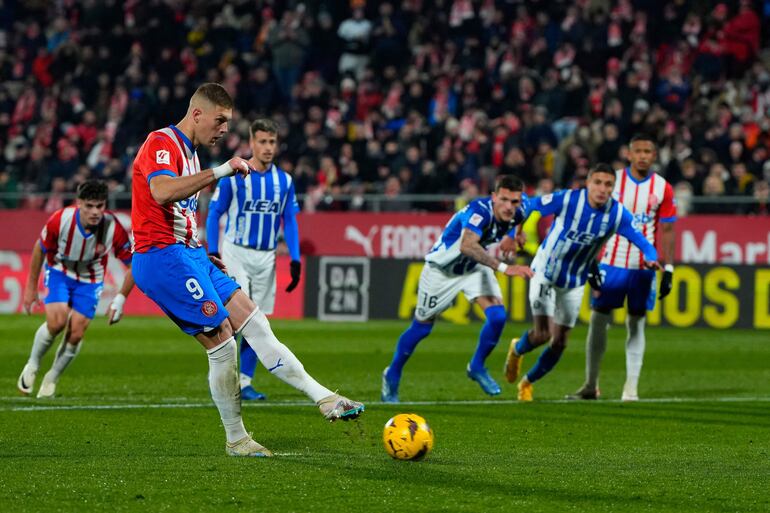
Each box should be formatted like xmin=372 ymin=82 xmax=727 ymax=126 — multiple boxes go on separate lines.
xmin=602 ymin=167 xmax=677 ymax=270
xmin=39 ymin=206 xmax=132 ymax=283
xmin=131 ymin=125 xmax=202 ymax=253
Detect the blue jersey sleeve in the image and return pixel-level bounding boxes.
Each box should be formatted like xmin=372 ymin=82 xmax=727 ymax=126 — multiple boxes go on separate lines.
xmin=460 ymin=202 xmax=492 ymax=236
xmin=617 ymin=206 xmax=659 ymax=262
xmin=526 ymin=191 xmax=566 ymax=217
xmin=205 ymin=178 xmax=233 ymax=254
xmin=282 ymin=207 xmax=301 ymax=262
xmin=285 ymin=181 xmax=300 ymax=216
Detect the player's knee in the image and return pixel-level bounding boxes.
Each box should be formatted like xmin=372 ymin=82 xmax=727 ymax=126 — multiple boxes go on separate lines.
xmin=531 ymin=328 xmax=551 ymax=345
xmin=67 ymin=325 xmax=88 ymax=343
xmin=550 ymin=335 xmax=567 ymax=351
xmin=484 ymin=305 xmax=507 ymax=331
xmin=46 ymin=319 xmax=66 ymax=335
xmin=216 ymin=320 xmax=234 ymax=341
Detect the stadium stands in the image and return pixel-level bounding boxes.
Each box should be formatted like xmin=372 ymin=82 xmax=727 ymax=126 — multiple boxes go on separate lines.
xmin=0 ymin=0 xmax=767 ymax=214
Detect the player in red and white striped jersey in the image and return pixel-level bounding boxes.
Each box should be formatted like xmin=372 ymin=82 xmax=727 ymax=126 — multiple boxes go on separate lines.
xmin=570 ymin=133 xmax=677 ymax=401
xmin=17 ymin=180 xmax=135 ymax=399
xmin=130 ymin=83 xmax=363 ymax=457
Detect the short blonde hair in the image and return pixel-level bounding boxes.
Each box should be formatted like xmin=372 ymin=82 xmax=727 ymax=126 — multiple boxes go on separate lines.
xmin=191 ymin=83 xmax=233 ymax=109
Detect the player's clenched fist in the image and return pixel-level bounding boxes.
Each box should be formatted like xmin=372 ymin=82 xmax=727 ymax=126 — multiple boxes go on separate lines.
xmin=212 ymin=157 xmax=251 ymax=179
xmin=108 ymin=293 xmax=126 ymax=325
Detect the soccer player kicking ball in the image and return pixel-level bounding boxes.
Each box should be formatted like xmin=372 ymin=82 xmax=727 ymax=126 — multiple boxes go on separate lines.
xmin=502 ymin=163 xmax=661 ymax=401
xmin=381 ymin=175 xmax=534 ymax=403
xmin=131 ymin=83 xmax=363 ymax=457
xmin=206 ymin=118 xmax=303 ymax=402
xmin=568 ymin=134 xmax=676 ymax=402
xmin=17 ymin=180 xmax=134 ymax=398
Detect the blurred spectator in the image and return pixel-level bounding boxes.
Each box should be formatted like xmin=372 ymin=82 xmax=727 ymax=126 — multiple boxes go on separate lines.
xmin=337 ymin=7 xmax=372 ymax=80
xmin=0 ymin=0 xmax=766 ymax=217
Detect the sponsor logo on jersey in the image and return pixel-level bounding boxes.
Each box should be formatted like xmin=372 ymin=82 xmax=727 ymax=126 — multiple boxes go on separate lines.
xmin=201 ymin=300 xmax=218 ymax=317
xmin=178 ymin=197 xmax=198 ymax=212
xmin=564 ymin=229 xmax=597 ymax=245
xmin=156 ymin=149 xmax=170 ymax=165
xmin=242 ymin=199 xmax=280 ymax=214
xmin=632 ymin=212 xmax=653 ymax=230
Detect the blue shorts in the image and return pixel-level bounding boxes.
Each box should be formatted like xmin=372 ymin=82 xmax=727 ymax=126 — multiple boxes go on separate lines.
xmin=590 ymin=264 xmax=656 ymax=313
xmin=44 ymin=267 xmax=103 ymax=319
xmin=132 ymin=245 xmax=240 ymax=335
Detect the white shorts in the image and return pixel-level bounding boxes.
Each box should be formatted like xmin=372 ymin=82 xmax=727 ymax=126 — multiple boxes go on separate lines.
xmin=222 ymin=240 xmax=276 ymax=315
xmin=414 ymin=263 xmax=502 ymax=321
xmin=528 ymin=272 xmax=584 ymax=328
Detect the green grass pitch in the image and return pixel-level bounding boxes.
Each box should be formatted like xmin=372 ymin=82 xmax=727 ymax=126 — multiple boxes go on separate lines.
xmin=0 ymin=315 xmax=768 ymax=512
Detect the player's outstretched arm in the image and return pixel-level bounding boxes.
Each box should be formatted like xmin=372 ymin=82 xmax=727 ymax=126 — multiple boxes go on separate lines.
xmin=617 ymin=208 xmax=660 ymax=269
xmin=108 ymin=266 xmax=135 ymax=325
xmin=149 ymin=157 xmax=250 ymax=205
xmin=22 ymin=242 xmax=45 ymax=314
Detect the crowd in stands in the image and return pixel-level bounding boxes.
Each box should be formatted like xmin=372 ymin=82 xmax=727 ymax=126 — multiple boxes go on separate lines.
xmin=0 ymin=0 xmax=769 ymax=215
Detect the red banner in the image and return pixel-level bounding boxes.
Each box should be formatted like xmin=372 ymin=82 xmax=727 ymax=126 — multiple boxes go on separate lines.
xmin=1 ymin=210 xmax=769 ymax=264
xmin=0 ymin=251 xmax=303 ymax=319
xmin=298 ymin=212 xmax=770 ymax=264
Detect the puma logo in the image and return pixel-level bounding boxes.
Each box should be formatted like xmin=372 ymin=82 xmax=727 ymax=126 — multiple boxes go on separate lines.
xmin=344 ymin=225 xmax=378 ymax=257
xmin=267 ymin=359 xmax=285 ymax=372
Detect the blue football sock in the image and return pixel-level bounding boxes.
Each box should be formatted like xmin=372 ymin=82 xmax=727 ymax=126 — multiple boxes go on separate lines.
xmin=239 ymin=336 xmax=258 ymax=379
xmin=515 ymin=330 xmax=535 ymax=355
xmin=526 ymin=345 xmax=565 ymax=383
xmin=386 ymin=320 xmax=433 ymax=381
xmin=469 ymin=305 xmax=507 ymax=371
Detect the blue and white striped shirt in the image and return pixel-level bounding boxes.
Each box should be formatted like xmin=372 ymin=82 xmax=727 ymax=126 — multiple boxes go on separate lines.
xmin=426 ymin=196 xmax=527 ymax=275
xmin=206 ymin=164 xmax=300 ymax=259
xmin=528 ymin=189 xmax=657 ymax=288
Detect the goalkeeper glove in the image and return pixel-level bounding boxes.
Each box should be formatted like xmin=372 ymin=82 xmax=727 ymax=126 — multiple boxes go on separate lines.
xmin=659 ymin=265 xmax=674 ymax=299
xmin=286 ymin=260 xmax=301 ymax=293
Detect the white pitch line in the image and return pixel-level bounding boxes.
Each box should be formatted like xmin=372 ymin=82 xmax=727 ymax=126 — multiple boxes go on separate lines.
xmin=2 ymin=396 xmax=770 ymax=412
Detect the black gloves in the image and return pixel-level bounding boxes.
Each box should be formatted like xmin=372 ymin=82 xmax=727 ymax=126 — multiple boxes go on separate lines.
xmin=659 ymin=266 xmax=673 ymax=299
xmin=587 ymin=260 xmax=603 ymax=291
xmin=286 ymin=260 xmax=301 ymax=293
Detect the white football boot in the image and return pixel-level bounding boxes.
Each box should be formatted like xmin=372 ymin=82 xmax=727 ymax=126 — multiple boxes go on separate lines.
xmin=621 ymin=382 xmax=639 ymax=402
xmin=36 ymin=372 xmax=57 ymax=398
xmin=317 ymin=394 xmax=365 ymax=421
xmin=225 ymin=435 xmax=273 ymax=457
xmin=17 ymin=363 xmax=37 ymax=395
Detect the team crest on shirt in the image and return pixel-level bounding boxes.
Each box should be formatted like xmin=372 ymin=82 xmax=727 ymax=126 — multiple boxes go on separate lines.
xmin=648 ymin=193 xmax=660 ymax=209
xmin=95 ymin=242 xmax=106 ymax=255
xmin=156 ymin=149 xmax=170 ymax=165
xmin=201 ymin=300 xmax=218 ymax=317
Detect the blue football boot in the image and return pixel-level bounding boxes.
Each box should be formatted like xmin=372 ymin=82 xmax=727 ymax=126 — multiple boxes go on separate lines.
xmin=381 ymin=367 xmax=400 ymax=403
xmin=241 ymin=385 xmax=267 ymax=401
xmin=466 ymin=364 xmax=502 ymax=396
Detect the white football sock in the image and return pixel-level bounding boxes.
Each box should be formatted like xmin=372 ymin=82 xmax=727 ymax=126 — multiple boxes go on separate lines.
xmin=47 ymin=341 xmax=81 ymax=382
xmin=238 ymin=308 xmax=333 ymax=402
xmin=585 ymin=311 xmax=611 ymax=390
xmin=207 ymin=337 xmax=248 ymax=444
xmin=239 ymin=373 xmax=252 ymax=389
xmin=28 ymin=323 xmax=55 ymax=369
xmin=625 ymin=314 xmax=646 ymax=392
